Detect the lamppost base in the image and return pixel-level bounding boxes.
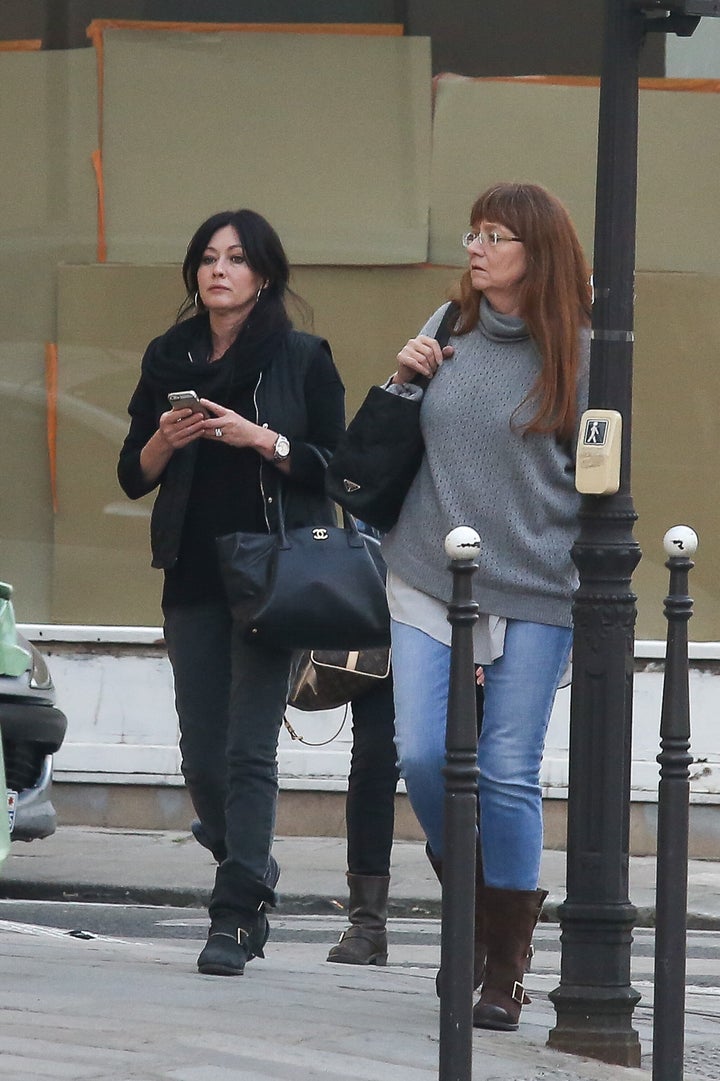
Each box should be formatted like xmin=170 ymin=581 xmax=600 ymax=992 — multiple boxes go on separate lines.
xmin=547 ymin=986 xmax=642 ymax=1067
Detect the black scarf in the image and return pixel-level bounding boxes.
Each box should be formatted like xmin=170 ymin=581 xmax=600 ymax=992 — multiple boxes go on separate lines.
xmin=141 ymin=311 xmax=285 ymax=405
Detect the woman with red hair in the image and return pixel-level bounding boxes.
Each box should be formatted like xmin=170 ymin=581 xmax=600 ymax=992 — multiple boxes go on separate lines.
xmin=381 ymin=182 xmax=591 ymax=1031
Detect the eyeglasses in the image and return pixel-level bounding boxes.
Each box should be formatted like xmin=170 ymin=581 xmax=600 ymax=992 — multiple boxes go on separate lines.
xmin=461 ymin=230 xmax=523 ymax=249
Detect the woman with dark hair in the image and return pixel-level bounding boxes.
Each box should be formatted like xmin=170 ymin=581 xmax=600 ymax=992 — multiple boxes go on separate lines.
xmin=379 ymin=182 xmax=591 ymax=1030
xmin=118 ymin=209 xmax=344 ymax=977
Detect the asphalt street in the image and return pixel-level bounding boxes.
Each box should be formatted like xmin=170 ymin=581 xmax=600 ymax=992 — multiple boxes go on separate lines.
xmin=2 ymin=828 xmax=720 ymax=1080
xmin=2 ymin=905 xmax=720 ymax=1081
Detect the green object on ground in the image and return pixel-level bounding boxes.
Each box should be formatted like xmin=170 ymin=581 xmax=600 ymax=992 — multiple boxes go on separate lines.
xmin=0 ymin=582 xmax=31 ymax=678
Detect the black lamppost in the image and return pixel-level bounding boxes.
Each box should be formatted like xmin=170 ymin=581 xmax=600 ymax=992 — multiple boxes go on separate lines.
xmin=547 ymin=0 xmax=717 ymax=1067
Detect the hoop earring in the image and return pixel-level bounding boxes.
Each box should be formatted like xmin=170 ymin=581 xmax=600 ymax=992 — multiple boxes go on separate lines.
xmin=194 ymin=291 xmax=200 ymax=308
xmin=255 ymin=286 xmax=263 ymax=303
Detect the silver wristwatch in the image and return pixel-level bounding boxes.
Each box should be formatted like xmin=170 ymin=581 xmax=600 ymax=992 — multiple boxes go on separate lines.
xmin=273 ymin=433 xmax=291 ymax=461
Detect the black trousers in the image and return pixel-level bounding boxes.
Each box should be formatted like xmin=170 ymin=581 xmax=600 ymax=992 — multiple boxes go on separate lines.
xmin=346 ymin=674 xmax=399 ymax=877
xmin=164 ymin=602 xmax=292 ymax=913
xmin=347 ymin=670 xmax=485 ymax=878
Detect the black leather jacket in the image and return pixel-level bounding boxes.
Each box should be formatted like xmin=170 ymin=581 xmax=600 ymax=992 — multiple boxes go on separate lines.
xmin=118 ymin=328 xmax=345 ymax=570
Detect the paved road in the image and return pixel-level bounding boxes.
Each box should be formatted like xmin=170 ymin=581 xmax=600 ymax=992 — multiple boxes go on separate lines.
xmin=2 ymin=899 xmax=720 ymax=1080
xmin=2 ymin=899 xmax=720 ymax=994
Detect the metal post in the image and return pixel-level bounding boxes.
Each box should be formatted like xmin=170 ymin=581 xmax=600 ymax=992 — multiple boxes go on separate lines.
xmin=548 ymin=3 xmax=717 ymax=1064
xmin=547 ymin=0 xmax=717 ymax=1067
xmin=652 ymin=525 xmax=697 ymax=1081
xmin=547 ymin=0 xmax=645 ymax=1065
xmin=439 ymin=527 xmax=480 ymax=1081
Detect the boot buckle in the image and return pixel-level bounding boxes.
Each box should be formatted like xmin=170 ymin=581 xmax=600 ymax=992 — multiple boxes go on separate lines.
xmin=511 ymin=980 xmax=526 ymax=1005
xmin=236 ymin=928 xmax=249 ymax=946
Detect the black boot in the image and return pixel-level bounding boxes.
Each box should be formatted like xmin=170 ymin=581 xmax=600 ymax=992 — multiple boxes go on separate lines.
xmin=196 ymin=910 xmax=269 ymax=976
xmin=326 ymin=873 xmax=389 ymax=966
xmin=472 ymin=886 xmax=547 ymax=1031
xmin=197 ymin=855 xmax=280 ymax=977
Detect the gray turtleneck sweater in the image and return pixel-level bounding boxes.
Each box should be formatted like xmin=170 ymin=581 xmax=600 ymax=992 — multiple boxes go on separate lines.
xmin=381 ymin=299 xmax=589 ymax=628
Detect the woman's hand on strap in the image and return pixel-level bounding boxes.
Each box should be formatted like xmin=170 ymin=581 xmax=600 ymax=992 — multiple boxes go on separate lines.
xmin=392 ymin=334 xmax=454 ymax=385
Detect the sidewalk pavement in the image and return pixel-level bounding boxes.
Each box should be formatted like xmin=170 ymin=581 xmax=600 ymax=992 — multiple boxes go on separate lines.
xmin=2 ymin=826 xmax=720 ymax=928
xmin=2 ymin=828 xmax=720 ymax=1081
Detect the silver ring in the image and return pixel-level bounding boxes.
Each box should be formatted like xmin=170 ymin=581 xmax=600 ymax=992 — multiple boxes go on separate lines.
xmin=214 ymin=427 xmax=223 ymax=438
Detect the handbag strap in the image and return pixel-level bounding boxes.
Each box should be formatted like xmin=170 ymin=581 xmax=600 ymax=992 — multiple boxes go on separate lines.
xmin=276 ymin=443 xmax=364 ymax=549
xmin=283 ymin=705 xmax=349 ymax=746
xmin=412 ymin=300 xmax=460 ymax=392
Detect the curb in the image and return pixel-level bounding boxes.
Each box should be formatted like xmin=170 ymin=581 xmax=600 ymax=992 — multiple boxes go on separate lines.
xmin=0 ymin=879 xmax=438 ymax=917
xmin=3 ymin=881 xmax=719 ymax=931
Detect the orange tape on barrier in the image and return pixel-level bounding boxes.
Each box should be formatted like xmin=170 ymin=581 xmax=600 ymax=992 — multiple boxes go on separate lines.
xmin=85 ymin=20 xmax=402 ymax=38
xmin=91 ymin=149 xmax=106 ymax=263
xmin=0 ymin=40 xmax=42 ymax=51
xmin=433 ymin=72 xmax=720 ymax=95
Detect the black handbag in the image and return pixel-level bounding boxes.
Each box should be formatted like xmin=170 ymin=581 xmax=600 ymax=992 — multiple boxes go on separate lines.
xmin=288 ymin=647 xmax=391 ymax=712
xmin=215 ymin=486 xmax=390 ymax=651
xmin=325 ymin=302 xmax=459 ymax=532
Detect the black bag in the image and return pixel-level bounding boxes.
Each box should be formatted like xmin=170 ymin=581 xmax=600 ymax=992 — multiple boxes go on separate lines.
xmin=288 ymin=647 xmax=391 ymax=712
xmin=326 ymin=302 xmax=459 ymax=532
xmin=215 ymin=487 xmax=390 ymax=651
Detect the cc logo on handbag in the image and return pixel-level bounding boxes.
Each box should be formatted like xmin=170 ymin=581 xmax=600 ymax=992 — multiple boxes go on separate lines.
xmin=312 ymin=528 xmax=330 ymax=541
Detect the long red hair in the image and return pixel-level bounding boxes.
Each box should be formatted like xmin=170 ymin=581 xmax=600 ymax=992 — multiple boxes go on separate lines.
xmin=450 ymin=182 xmax=591 ymax=442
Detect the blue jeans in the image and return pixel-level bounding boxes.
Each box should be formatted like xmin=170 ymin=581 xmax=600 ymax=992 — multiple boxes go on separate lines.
xmin=391 ymin=618 xmax=572 ymax=890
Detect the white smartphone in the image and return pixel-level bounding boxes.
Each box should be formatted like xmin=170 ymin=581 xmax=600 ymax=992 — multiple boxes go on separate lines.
xmin=167 ymin=390 xmax=210 ymax=419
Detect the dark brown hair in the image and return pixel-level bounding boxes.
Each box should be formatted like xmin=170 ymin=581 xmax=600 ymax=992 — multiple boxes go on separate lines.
xmin=451 ymin=182 xmax=591 ymax=442
xmin=177 ymin=208 xmax=310 ymax=337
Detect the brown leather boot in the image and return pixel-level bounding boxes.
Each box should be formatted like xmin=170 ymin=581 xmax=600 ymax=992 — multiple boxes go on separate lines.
xmin=326 ymin=873 xmax=389 ymax=966
xmin=428 ymin=843 xmax=487 ymax=997
xmin=472 ymin=886 xmax=548 ymax=1031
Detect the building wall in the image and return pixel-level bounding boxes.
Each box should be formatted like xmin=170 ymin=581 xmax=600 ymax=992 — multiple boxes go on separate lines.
xmin=2 ymin=19 xmax=718 ymax=833
xmin=1 ymin=1 xmax=665 ymax=75
xmin=2 ymin=38 xmax=718 ymax=635
xmin=24 ymin=626 xmax=720 ymax=856
xmin=406 ymin=0 xmax=665 ymax=77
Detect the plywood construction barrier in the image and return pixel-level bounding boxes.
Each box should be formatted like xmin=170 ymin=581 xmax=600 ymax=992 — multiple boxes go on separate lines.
xmin=1 ymin=39 xmax=719 ymax=632
xmin=430 ymin=74 xmax=720 ymax=275
xmin=88 ymin=23 xmax=430 ymax=265
xmin=48 ymin=262 xmax=720 ymax=638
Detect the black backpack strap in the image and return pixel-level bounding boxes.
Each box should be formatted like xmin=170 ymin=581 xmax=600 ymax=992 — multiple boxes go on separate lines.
xmin=413 ymin=301 xmax=460 ymax=390
xmin=435 ymin=300 xmax=460 ymax=348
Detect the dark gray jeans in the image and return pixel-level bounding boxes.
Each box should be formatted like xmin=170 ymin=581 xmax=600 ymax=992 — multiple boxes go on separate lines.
xmin=163 ymin=602 xmax=292 ymax=909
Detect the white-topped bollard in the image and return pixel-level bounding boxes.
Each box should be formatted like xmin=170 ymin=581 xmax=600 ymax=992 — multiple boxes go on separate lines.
xmin=653 ymin=526 xmax=698 ymax=1081
xmin=662 ymin=525 xmax=698 ymax=559
xmin=444 ymin=526 xmax=481 ymax=562
xmin=439 ymin=528 xmax=480 ymax=1081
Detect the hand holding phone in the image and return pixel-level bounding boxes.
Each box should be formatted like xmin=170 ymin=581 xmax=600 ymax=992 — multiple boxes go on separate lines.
xmin=167 ymin=390 xmax=210 ymax=419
